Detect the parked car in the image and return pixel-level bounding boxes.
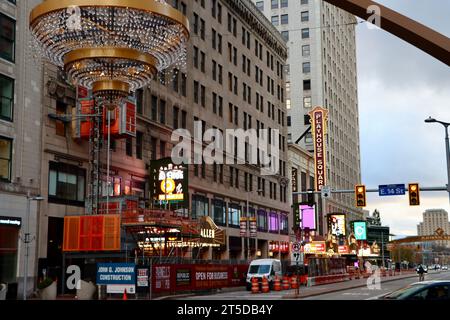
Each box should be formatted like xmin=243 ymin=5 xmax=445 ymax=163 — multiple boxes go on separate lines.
xmin=246 ymin=259 xmax=283 ymax=290
xmin=380 ymin=281 xmax=450 ymax=300
xmin=442 ymin=265 xmax=448 ymax=271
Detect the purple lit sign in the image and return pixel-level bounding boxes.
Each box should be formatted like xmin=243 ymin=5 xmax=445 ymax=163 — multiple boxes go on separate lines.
xmin=300 ymin=205 xmax=316 ymax=230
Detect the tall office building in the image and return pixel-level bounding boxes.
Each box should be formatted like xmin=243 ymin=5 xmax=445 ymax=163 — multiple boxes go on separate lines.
xmin=254 ymin=0 xmax=363 ymax=226
xmin=0 ymin=0 xmax=42 ymax=298
xmin=418 ymin=209 xmax=450 ymax=247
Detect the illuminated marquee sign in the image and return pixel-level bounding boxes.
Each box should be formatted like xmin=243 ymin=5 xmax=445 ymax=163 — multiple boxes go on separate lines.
xmin=149 ymin=158 xmax=188 ymax=207
xmin=303 ymin=241 xmax=326 ymax=254
xmin=199 ymin=216 xmax=226 ymax=246
xmin=309 ymin=106 xmax=329 ymax=191
xmin=328 ymin=214 xmax=346 ymax=236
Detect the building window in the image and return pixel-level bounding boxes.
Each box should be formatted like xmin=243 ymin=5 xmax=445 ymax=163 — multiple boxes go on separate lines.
xmin=126 ymin=137 xmax=133 ymax=156
xmin=228 ymin=204 xmax=241 ymax=228
xmin=280 ymin=214 xmax=288 ymax=234
xmin=159 ymin=99 xmax=166 ymax=124
xmin=0 ymin=74 xmax=14 ymax=121
xmin=173 ymin=106 xmax=179 ymax=129
xmin=281 ymin=31 xmax=289 ymax=41
xmin=257 ymin=209 xmax=267 ymax=232
xmin=269 ymin=212 xmax=279 ymax=233
xmin=301 ymin=0 xmax=309 ymax=4
xmin=280 ymin=0 xmax=288 ymax=8
xmin=48 ymin=161 xmax=86 ymax=206
xmin=151 ymin=95 xmax=158 ymax=121
xmin=301 ymin=11 xmax=309 ymax=22
xmin=271 ymin=16 xmax=279 ymax=26
xmin=212 ymin=199 xmax=226 ymax=226
xmin=304 ymin=96 xmax=312 ymax=108
xmin=181 ymin=73 xmax=187 ymax=97
xmin=301 ymin=28 xmax=310 ymax=39
xmin=192 ymin=194 xmax=209 ymax=219
xmin=135 ymin=89 xmax=143 ymax=114
xmin=280 ymin=14 xmax=288 ymax=25
xmin=201 ymin=85 xmax=206 ymax=107
xmin=302 ymin=45 xmax=310 ymax=58
xmin=0 ymin=13 xmax=15 ymax=62
xmin=256 ymin=1 xmax=264 ymax=11
xmin=0 ymin=137 xmax=12 ymax=181
xmin=136 ymin=131 xmax=143 ymax=159
xmin=303 ymin=62 xmax=311 ymax=73
xmin=303 ymin=79 xmax=311 ymax=91
xmin=151 ymin=137 xmax=157 ymax=160
xmin=271 ymin=0 xmax=278 ymax=9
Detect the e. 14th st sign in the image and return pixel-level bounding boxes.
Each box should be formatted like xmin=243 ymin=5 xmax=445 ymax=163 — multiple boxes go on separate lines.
xmin=379 ymin=184 xmax=405 ymax=196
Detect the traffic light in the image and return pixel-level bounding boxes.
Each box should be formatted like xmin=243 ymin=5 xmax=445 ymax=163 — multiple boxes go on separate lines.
xmin=408 ymin=183 xmax=420 ymax=206
xmin=307 ymin=188 xmax=315 ymax=206
xmin=355 ymin=184 xmax=366 ymax=207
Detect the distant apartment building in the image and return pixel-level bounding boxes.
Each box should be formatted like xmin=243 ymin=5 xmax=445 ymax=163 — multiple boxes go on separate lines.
xmin=417 ymin=209 xmax=450 ymax=247
xmin=0 ymin=0 xmax=42 ymax=299
xmin=253 ymin=0 xmax=363 ymax=230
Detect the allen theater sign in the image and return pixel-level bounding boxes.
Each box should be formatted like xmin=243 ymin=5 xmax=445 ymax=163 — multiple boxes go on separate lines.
xmin=309 ymin=107 xmax=329 ymax=191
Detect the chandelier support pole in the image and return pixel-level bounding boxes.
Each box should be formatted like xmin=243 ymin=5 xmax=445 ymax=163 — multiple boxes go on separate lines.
xmin=89 ymin=97 xmax=103 ymax=214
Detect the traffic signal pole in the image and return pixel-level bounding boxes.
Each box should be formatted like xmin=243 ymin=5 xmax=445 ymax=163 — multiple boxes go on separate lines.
xmin=292 ymin=186 xmax=448 ymax=195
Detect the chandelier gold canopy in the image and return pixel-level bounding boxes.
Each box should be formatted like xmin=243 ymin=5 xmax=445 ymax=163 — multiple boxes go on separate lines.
xmin=30 ymin=0 xmax=189 ymax=102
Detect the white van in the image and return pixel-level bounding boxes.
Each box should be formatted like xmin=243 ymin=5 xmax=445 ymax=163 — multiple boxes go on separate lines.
xmin=245 ymin=259 xmax=283 ymax=290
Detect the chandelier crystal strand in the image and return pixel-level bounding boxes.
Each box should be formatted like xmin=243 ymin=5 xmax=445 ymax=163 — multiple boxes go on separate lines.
xmin=30 ymin=0 xmax=189 ymax=101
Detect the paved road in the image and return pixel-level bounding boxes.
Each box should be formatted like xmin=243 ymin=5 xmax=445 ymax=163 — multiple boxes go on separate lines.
xmin=179 ymin=271 xmax=450 ymax=300
xmin=301 ymin=270 xmax=450 ymax=300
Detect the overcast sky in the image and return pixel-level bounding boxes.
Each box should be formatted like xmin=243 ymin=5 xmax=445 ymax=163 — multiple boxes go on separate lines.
xmin=356 ymin=0 xmax=450 ymax=237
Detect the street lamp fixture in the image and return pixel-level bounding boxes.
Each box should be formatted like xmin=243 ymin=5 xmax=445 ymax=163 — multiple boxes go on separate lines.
xmin=424 ymin=116 xmax=450 ymax=202
xmin=23 ymin=193 xmax=44 ymax=300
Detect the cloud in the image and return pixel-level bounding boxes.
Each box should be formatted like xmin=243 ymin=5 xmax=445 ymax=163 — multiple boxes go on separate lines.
xmin=365 ymin=193 xmax=450 ymax=237
xmin=356 ymin=0 xmax=450 ymax=235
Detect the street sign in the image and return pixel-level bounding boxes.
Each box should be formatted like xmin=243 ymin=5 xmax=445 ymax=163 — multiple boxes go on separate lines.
xmin=321 ymin=186 xmax=331 ymax=198
xmin=292 ymin=242 xmax=301 ymax=253
xmin=291 ymin=252 xmax=303 ymax=266
xmin=379 ymin=184 xmax=405 ymax=196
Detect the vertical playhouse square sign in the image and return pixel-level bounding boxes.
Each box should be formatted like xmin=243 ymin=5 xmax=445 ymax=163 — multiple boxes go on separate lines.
xmin=309 ymin=106 xmax=329 ymax=191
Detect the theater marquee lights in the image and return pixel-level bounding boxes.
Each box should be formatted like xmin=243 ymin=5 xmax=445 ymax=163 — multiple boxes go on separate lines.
xmin=309 ymin=106 xmax=329 ymax=191
xmin=149 ymin=158 xmax=188 ymax=207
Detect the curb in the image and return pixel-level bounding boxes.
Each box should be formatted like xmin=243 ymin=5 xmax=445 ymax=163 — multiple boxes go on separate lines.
xmin=282 ymin=273 xmax=421 ymax=299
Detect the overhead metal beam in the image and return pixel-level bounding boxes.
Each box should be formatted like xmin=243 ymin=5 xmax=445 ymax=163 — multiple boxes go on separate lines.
xmin=323 ymin=0 xmax=450 ymax=66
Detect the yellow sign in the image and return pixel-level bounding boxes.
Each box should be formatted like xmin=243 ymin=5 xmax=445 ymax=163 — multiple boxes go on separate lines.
xmin=199 ymin=216 xmax=226 ymax=246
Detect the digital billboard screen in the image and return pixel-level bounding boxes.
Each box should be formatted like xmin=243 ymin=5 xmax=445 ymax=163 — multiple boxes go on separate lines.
xmin=328 ymin=214 xmax=346 ymax=236
xmin=353 ymin=221 xmax=367 ymax=240
xmin=300 ymin=204 xmax=316 ymax=230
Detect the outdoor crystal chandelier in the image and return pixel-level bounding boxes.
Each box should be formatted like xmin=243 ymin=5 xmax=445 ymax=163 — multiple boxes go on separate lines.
xmin=29 ymin=0 xmax=189 ymax=105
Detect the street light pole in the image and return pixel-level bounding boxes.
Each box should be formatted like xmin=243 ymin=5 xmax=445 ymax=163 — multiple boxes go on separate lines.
xmin=23 ymin=193 xmax=30 ymax=301
xmin=246 ymin=193 xmax=250 ymax=261
xmin=23 ymin=192 xmax=44 ymax=300
xmin=425 ymin=117 xmax=450 ymax=203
